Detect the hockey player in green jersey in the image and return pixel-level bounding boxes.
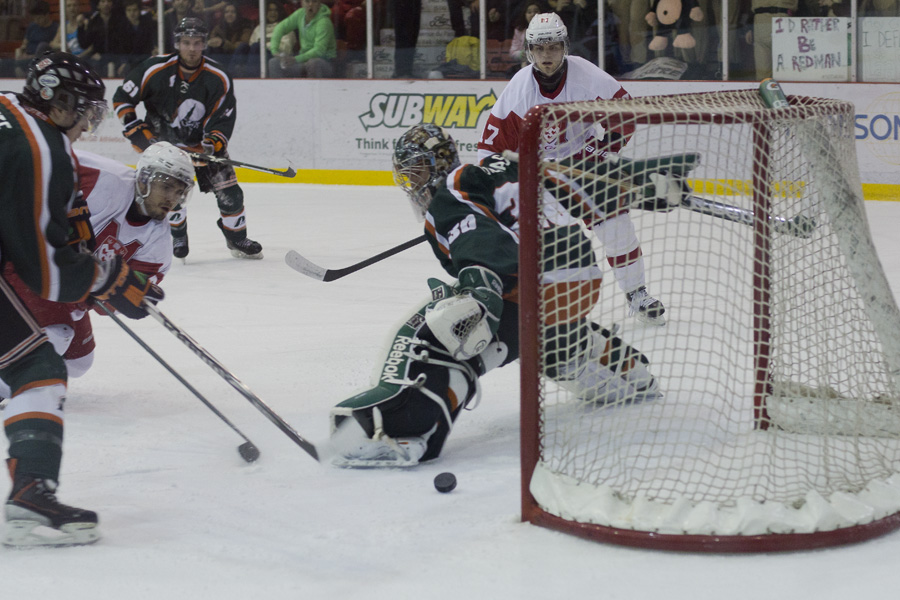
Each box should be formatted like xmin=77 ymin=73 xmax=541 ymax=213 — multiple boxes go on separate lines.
xmin=329 ymin=124 xmax=663 ymax=468
xmin=112 ymin=17 xmax=263 ymax=260
xmin=0 ymin=52 xmax=164 ymax=546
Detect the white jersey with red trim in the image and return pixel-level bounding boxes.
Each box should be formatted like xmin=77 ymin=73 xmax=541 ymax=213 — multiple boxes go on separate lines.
xmin=477 ymin=56 xmax=632 ymax=161
xmin=75 ymin=150 xmax=172 ymax=284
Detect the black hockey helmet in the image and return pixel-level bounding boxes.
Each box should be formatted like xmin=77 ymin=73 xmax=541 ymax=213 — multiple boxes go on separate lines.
xmin=22 ymin=51 xmax=107 ymax=132
xmin=392 ymin=124 xmax=460 ymax=220
xmin=174 ymin=17 xmax=209 ymax=48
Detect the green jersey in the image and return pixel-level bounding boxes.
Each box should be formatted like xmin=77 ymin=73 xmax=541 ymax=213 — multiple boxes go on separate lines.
xmin=0 ymin=93 xmax=97 ymax=303
xmin=113 ymin=55 xmax=237 ymax=149
xmin=424 ymin=153 xmax=597 ymax=301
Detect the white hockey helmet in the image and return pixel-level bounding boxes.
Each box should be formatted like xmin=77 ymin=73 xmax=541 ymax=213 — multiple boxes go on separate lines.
xmin=524 ymin=12 xmax=569 ymax=69
xmin=135 ymin=142 xmax=195 ymax=210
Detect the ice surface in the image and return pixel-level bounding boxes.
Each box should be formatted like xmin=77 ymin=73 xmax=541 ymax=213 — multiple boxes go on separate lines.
xmin=3 ymin=184 xmax=900 ymax=599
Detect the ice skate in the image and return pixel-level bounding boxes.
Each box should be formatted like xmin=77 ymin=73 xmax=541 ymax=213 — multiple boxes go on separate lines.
xmin=217 ymin=219 xmax=263 ymax=259
xmin=4 ymin=475 xmax=100 ymax=547
xmin=626 ymin=286 xmax=666 ymax=326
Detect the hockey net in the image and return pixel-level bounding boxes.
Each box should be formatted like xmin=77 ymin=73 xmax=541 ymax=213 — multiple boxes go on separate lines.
xmin=518 ymin=89 xmax=900 ymax=552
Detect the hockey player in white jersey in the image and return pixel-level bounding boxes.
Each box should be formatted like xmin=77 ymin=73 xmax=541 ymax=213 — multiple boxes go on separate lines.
xmin=477 ymin=12 xmax=666 ymax=326
xmin=0 ymin=141 xmax=194 ymax=399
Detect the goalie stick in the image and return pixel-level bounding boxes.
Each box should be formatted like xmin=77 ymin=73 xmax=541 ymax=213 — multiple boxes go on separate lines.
xmin=541 ymin=160 xmax=817 ymax=239
xmin=187 ymin=152 xmax=297 ymax=178
xmin=144 ymin=303 xmax=319 ymax=461
xmin=98 ymin=302 xmax=260 ymax=463
xmin=285 ymin=235 xmax=428 ymax=282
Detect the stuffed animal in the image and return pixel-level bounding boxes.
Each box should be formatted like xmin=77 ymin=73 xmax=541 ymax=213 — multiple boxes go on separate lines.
xmin=645 ymin=0 xmax=704 ymax=51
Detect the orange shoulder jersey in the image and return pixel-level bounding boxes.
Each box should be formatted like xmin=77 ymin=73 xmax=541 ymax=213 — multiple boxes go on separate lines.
xmin=112 ymin=54 xmax=236 ymax=150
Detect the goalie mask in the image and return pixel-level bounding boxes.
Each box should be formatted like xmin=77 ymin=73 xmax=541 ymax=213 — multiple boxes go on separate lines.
xmin=392 ymin=124 xmax=460 ymax=221
xmin=525 ymin=12 xmax=568 ymax=77
xmin=135 ymin=142 xmax=195 ymax=220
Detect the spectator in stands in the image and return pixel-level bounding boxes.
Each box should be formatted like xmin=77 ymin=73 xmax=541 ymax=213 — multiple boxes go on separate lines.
xmin=208 ymin=0 xmax=253 ymax=69
xmin=745 ymin=1 xmax=815 ymax=80
xmin=116 ymin=0 xmax=157 ymax=76
xmin=242 ymin=1 xmax=292 ymax=76
xmin=268 ymin=0 xmax=336 ymax=77
xmin=509 ymin=1 xmax=542 ymax=68
xmin=546 ymin=0 xmax=594 ymax=59
xmin=606 ymin=0 xmax=650 ymax=70
xmin=78 ymin=0 xmax=127 ymax=76
xmin=392 ymin=0 xmax=420 ymax=77
xmin=447 ymin=0 xmax=506 ymax=40
xmin=14 ymin=1 xmax=59 ymax=77
xmin=332 ymin=0 xmax=366 ymax=51
xmin=861 ymin=0 xmax=899 ymax=15
xmin=50 ymin=0 xmax=92 ymax=58
xmin=164 ymin=0 xmax=206 ymax=52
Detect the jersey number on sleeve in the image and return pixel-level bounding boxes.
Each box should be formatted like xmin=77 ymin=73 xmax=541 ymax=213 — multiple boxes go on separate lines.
xmin=447 ymin=214 xmax=477 ymax=244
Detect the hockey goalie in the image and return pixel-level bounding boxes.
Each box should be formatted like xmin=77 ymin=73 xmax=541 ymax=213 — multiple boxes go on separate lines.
xmin=329 ymin=124 xmax=677 ymax=467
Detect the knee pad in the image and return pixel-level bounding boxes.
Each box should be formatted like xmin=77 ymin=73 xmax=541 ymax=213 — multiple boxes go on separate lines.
xmin=44 ymin=324 xmax=74 ymax=356
xmin=65 ymin=352 xmax=94 ymax=379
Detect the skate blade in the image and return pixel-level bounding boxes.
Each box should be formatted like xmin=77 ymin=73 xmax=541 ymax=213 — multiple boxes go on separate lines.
xmin=635 ymin=312 xmax=666 ymax=327
xmin=229 ymin=249 xmax=264 ymax=260
xmin=3 ymin=520 xmax=100 ymax=547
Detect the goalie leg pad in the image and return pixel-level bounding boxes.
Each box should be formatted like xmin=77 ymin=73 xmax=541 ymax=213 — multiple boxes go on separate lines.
xmin=330 ymin=362 xmax=474 ymax=467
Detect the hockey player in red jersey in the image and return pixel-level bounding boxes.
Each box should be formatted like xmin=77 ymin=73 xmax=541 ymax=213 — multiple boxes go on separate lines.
xmin=477 ymin=12 xmax=666 ymax=326
xmin=0 ymin=141 xmax=194 ymax=400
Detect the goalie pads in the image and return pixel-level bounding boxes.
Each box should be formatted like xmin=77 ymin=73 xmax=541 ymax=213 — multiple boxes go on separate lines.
xmin=330 ymin=278 xmax=510 ymax=467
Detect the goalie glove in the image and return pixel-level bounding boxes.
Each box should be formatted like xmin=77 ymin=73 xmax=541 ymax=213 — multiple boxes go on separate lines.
xmin=124 ymin=119 xmax=158 ymax=153
xmin=638 ymin=170 xmax=690 ymax=213
xmin=425 ymin=266 xmax=504 ymax=360
xmin=90 ymin=255 xmax=164 ymax=320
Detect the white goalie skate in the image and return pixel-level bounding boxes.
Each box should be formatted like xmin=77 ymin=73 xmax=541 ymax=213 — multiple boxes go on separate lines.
xmin=329 ymin=410 xmax=429 ymax=468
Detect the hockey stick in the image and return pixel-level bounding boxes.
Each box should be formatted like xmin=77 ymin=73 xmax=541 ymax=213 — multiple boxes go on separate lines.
xmin=542 ymin=161 xmax=816 ymax=239
xmin=143 ymin=303 xmax=319 ymax=461
xmin=285 ymin=234 xmax=428 ymax=282
xmin=98 ymin=302 xmax=260 ymax=463
xmin=186 ymin=152 xmax=297 ymax=178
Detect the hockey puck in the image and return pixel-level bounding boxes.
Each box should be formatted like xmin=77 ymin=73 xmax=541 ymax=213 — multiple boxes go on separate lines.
xmin=238 ymin=442 xmax=260 ymax=463
xmin=434 ymin=472 xmax=457 ymax=493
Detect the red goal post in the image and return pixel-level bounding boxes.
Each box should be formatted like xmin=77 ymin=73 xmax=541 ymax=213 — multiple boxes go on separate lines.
xmin=518 ymin=90 xmax=900 ymax=552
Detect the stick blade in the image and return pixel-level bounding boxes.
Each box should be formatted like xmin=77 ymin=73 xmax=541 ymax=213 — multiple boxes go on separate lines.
xmin=282 ymin=167 xmax=297 ymax=178
xmin=284 ymin=250 xmax=327 ymax=281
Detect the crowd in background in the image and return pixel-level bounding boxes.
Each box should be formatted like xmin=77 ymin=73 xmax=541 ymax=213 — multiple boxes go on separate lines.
xmin=1 ymin=0 xmax=899 ymax=79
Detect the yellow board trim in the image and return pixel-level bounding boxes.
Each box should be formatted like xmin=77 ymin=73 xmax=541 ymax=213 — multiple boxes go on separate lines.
xmin=234 ymin=168 xmax=900 ymax=201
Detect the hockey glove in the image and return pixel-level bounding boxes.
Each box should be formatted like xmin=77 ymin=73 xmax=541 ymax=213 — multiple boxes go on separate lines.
xmin=425 ymin=266 xmax=503 ymax=360
xmin=91 ymin=255 xmax=164 ymax=320
xmin=202 ymin=132 xmax=228 ymax=156
xmin=638 ymin=170 xmax=689 ymax=213
xmin=67 ymin=193 xmax=96 ymax=253
xmin=124 ymin=119 xmax=158 ymax=153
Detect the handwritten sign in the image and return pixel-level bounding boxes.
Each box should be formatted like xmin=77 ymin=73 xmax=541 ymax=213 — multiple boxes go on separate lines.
xmin=859 ymin=17 xmax=900 ymax=82
xmin=772 ymin=17 xmax=850 ymax=81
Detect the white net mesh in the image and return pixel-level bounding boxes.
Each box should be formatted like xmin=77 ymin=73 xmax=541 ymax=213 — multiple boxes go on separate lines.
xmin=522 ymin=90 xmax=900 ymax=543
